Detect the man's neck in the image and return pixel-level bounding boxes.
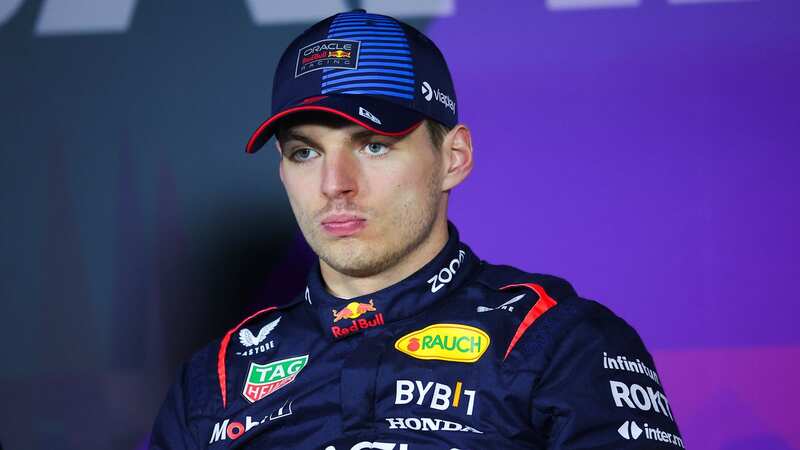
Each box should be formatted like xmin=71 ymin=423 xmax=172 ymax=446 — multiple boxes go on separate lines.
xmin=319 ymin=220 xmax=450 ymax=300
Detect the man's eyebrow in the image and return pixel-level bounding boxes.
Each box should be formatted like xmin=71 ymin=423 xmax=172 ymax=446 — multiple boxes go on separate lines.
xmin=348 ymin=129 xmax=400 ymax=144
xmin=280 ymin=132 xmax=323 ymax=153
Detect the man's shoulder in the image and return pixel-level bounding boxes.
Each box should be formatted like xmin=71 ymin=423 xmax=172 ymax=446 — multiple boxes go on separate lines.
xmin=469 ymin=261 xmax=645 ymax=360
xmin=472 ymin=261 xmax=579 ymax=305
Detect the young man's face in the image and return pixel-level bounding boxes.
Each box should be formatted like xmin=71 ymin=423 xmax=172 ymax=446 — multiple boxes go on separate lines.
xmin=277 ymin=115 xmax=445 ymax=278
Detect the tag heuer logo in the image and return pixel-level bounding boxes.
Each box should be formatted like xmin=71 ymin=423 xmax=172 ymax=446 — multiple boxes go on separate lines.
xmin=242 ymin=355 xmax=309 ymax=403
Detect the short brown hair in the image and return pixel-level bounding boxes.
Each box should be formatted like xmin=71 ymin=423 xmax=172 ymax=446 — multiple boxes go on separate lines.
xmin=425 ymin=119 xmax=453 ymax=151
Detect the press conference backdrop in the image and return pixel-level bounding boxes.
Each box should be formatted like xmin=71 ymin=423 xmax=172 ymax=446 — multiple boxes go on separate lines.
xmin=1 ymin=0 xmax=798 ymax=448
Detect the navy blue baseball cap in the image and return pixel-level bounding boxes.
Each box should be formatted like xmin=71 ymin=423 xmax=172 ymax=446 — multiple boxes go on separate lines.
xmin=246 ymin=9 xmax=458 ymax=153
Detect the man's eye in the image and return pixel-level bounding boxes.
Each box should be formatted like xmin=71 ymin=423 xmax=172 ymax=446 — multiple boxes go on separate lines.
xmin=363 ymin=143 xmax=389 ymax=156
xmin=290 ymin=148 xmax=319 ymax=162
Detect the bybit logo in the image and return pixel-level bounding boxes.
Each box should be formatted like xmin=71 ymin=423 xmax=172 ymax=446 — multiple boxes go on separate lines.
xmin=394 ymin=379 xmax=477 ymax=416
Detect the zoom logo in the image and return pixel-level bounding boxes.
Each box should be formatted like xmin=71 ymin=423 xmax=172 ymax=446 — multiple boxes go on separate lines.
xmin=427 ymin=249 xmax=465 ymax=293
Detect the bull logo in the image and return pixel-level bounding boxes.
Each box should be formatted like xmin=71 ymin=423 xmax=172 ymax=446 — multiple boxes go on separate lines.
xmin=332 ymin=300 xmax=376 ymax=323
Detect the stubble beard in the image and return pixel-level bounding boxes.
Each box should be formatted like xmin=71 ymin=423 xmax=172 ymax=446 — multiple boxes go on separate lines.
xmin=296 ymin=170 xmax=444 ymax=279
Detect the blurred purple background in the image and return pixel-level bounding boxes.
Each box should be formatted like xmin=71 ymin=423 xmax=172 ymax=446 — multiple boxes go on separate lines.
xmin=1 ymin=0 xmax=797 ymax=448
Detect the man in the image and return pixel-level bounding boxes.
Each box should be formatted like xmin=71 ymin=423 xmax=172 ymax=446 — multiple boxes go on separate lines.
xmin=151 ymin=9 xmax=683 ymax=450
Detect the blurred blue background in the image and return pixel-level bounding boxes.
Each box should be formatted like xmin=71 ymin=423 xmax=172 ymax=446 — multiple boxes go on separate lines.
xmin=1 ymin=1 xmax=798 ymax=448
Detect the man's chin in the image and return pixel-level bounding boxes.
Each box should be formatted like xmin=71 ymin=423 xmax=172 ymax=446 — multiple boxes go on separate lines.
xmin=318 ymin=244 xmax=387 ymax=278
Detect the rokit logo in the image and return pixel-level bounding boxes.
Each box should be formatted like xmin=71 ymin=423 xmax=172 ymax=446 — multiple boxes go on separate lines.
xmin=209 ymin=399 xmax=293 ymax=444
xmin=236 ymin=316 xmax=280 ymax=357
xmin=394 ymin=379 xmax=477 ymax=416
xmin=420 ymin=81 xmax=456 ymax=114
xmin=609 ymin=380 xmax=675 ymax=422
xmin=618 ymin=420 xmax=685 ymax=449
xmin=427 ymin=249 xmax=465 ymax=293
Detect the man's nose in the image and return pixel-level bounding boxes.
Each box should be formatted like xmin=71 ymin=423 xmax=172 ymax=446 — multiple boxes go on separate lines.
xmin=320 ymin=149 xmax=359 ymax=199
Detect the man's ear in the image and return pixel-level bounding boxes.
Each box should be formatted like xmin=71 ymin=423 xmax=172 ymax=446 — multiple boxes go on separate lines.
xmin=275 ymin=140 xmax=285 ymax=184
xmin=440 ymin=124 xmax=474 ymax=191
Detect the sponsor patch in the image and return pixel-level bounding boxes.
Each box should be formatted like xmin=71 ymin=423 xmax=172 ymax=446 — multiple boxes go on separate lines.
xmin=603 ymin=352 xmax=661 ymax=386
xmin=385 ymin=417 xmax=482 ymax=434
xmin=331 ymin=299 xmax=384 ymax=338
xmin=295 ymin=39 xmax=360 ymax=77
xmin=236 ymin=316 xmax=280 ymax=357
xmin=476 ymin=293 xmax=526 ymax=313
xmin=358 ymin=106 xmax=381 ymax=125
xmin=609 ymin=380 xmax=675 ymax=422
xmin=420 ymin=80 xmax=456 ymax=114
xmin=242 ymin=355 xmax=308 ymax=403
xmin=208 ymin=399 xmax=293 ymax=444
xmin=333 ymin=300 xmax=376 ymax=322
xmin=395 ymin=324 xmax=489 ymax=363
xmin=395 ymin=379 xmax=477 ymax=416
xmin=618 ymin=420 xmax=685 ymax=448
xmin=427 ymin=249 xmax=465 ymax=293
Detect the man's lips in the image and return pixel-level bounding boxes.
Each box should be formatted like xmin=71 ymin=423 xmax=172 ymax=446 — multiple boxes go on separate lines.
xmin=320 ymin=215 xmax=366 ymax=237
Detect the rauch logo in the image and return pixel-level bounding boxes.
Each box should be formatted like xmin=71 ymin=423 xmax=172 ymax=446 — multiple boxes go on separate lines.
xmin=394 ymin=324 xmax=489 ymax=363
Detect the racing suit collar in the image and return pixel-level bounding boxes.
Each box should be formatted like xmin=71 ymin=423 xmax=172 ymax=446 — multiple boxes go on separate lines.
xmin=306 ymin=222 xmax=479 ymax=340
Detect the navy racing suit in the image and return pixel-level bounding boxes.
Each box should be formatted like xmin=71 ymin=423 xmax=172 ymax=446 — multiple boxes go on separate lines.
xmin=151 ymin=224 xmax=683 ymax=449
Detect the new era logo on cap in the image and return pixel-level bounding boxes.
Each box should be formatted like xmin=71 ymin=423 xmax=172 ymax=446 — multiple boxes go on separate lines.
xmin=358 ymin=107 xmax=381 ymax=125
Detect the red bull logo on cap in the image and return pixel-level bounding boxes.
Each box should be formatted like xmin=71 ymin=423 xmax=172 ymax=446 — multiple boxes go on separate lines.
xmin=330 ymin=300 xmax=384 ymax=338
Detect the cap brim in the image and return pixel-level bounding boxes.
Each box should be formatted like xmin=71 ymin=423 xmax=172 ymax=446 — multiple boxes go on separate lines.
xmin=245 ymin=95 xmax=424 ymax=153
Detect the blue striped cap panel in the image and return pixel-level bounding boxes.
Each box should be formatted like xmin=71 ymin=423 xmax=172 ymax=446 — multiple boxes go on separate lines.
xmin=321 ymin=11 xmax=415 ymax=101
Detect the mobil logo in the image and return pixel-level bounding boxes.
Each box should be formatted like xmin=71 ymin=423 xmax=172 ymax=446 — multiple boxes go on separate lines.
xmin=208 ymin=399 xmax=293 ymax=444
xmin=395 ymin=323 xmax=490 ymax=363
